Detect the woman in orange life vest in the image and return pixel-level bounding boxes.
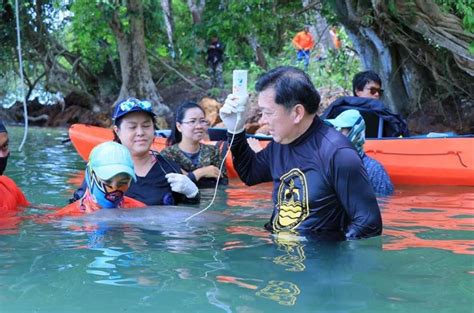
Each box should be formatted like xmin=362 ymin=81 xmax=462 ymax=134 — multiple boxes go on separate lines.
xmin=0 ymin=120 xmax=29 ymax=213
xmin=52 ymin=141 xmax=145 ymax=217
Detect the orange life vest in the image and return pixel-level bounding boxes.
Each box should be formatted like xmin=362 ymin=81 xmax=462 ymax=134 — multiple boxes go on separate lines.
xmin=0 ymin=176 xmax=29 ymax=212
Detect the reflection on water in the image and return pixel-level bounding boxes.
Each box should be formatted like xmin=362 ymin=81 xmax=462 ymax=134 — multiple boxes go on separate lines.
xmin=381 ymin=186 xmax=474 ymax=255
xmin=0 ymin=127 xmax=473 ymax=312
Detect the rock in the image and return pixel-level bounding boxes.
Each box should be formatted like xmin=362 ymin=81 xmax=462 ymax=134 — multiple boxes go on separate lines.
xmin=199 ymin=97 xmax=222 ymax=126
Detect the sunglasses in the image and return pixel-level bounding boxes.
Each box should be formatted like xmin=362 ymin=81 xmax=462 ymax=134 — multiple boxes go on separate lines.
xmin=368 ymin=87 xmax=384 ymax=96
xmin=119 ymin=98 xmax=153 ymax=112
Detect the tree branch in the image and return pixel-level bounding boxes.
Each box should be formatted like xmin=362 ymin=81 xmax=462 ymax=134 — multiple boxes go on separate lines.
xmin=147 ymin=50 xmax=205 ymax=91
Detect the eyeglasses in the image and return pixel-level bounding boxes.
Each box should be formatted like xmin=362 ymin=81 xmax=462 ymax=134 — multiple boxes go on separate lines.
xmin=181 ymin=119 xmax=210 ymax=127
xmin=368 ymin=87 xmax=384 ymax=96
xmin=119 ymin=98 xmax=153 ymax=112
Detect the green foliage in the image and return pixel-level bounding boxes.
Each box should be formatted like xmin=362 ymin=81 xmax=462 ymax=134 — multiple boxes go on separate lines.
xmin=1 ymin=0 xmax=360 ymax=105
xmin=266 ymin=29 xmax=360 ymax=94
xmin=69 ymin=0 xmax=117 ymax=73
xmin=436 ymin=0 xmax=474 ymax=33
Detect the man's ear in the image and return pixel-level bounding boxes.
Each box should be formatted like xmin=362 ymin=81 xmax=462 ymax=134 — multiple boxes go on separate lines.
xmin=293 ymin=104 xmax=305 ymax=123
xmin=113 ymin=125 xmax=119 ymax=136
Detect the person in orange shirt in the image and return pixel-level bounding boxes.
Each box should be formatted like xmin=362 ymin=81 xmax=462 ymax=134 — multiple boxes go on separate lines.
xmin=292 ymin=26 xmax=315 ymax=71
xmin=0 ymin=120 xmax=29 ymax=212
xmin=52 ymin=141 xmax=145 ymax=217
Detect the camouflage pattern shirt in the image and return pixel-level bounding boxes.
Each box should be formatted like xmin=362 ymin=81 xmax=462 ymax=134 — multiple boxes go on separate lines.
xmin=161 ymin=143 xmax=228 ymax=187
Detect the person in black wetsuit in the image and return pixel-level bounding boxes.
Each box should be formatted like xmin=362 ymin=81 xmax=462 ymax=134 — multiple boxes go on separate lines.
xmin=71 ymin=98 xmax=200 ymax=206
xmin=219 ymin=66 xmax=382 ymax=240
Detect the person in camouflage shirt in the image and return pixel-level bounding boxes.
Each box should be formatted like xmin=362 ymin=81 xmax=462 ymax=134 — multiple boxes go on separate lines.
xmin=163 ymin=101 xmax=228 ymax=188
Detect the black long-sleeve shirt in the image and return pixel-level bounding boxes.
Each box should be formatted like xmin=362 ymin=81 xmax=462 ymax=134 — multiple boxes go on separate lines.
xmin=229 ymin=117 xmax=382 ymax=240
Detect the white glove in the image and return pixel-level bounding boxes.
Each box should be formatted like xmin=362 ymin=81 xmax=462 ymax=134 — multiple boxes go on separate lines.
xmin=219 ymin=93 xmax=248 ymax=134
xmin=165 ymin=173 xmax=199 ymax=198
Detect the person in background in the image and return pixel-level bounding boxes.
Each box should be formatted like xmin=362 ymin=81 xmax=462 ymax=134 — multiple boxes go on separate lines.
xmin=162 ymin=101 xmax=228 ymax=188
xmin=71 ymin=98 xmax=200 ymax=206
xmin=207 ymin=35 xmax=225 ymax=88
xmin=321 ymin=70 xmax=409 ymax=138
xmin=0 ymin=120 xmax=29 ymax=212
xmin=292 ymin=26 xmax=315 ymax=71
xmin=219 ymin=66 xmax=382 ymax=240
xmin=329 ymin=26 xmax=341 ymax=50
xmin=325 ymin=110 xmax=394 ymax=196
xmin=352 ymin=71 xmax=383 ymax=100
xmin=53 ymin=142 xmax=145 ymax=217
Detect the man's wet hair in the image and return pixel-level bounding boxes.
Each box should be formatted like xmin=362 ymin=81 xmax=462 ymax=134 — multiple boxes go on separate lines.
xmin=352 ymin=71 xmax=382 ymax=96
xmin=255 ymin=66 xmax=320 ymax=114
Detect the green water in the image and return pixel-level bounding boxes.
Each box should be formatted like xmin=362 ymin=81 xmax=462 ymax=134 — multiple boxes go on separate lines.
xmin=1 ymin=127 xmax=473 ymax=313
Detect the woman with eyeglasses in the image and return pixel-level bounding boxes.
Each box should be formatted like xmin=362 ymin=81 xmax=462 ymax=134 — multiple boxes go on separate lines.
xmin=161 ymin=101 xmax=228 ymax=188
xmin=71 ymin=98 xmax=200 ymax=206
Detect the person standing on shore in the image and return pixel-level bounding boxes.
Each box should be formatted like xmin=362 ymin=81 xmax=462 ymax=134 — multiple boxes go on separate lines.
xmin=292 ymin=26 xmax=315 ymax=71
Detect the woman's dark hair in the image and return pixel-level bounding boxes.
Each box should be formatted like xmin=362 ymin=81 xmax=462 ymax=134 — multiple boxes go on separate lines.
xmin=166 ymin=101 xmax=205 ymax=146
xmin=113 ymin=114 xmax=158 ymax=144
xmin=255 ymin=66 xmax=320 ymax=114
xmin=352 ymin=71 xmax=382 ymax=96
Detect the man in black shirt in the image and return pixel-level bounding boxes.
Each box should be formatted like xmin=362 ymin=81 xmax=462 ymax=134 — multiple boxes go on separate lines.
xmin=207 ymin=36 xmax=224 ymax=88
xmin=219 ymin=66 xmax=382 ymax=240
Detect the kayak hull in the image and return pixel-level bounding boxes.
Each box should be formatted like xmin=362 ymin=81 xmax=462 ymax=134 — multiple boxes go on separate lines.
xmin=69 ymin=124 xmax=474 ymax=186
xmin=365 ymin=137 xmax=474 ymax=186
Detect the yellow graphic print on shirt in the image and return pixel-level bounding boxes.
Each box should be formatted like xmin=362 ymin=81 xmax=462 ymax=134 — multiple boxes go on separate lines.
xmin=273 ymin=168 xmax=309 ymax=230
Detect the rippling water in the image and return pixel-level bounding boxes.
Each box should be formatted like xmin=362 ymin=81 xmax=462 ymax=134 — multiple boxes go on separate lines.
xmin=1 ymin=127 xmax=473 ymax=313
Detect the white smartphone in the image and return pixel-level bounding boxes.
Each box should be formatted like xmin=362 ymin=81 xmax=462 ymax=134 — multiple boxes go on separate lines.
xmin=232 ymin=70 xmax=248 ymax=97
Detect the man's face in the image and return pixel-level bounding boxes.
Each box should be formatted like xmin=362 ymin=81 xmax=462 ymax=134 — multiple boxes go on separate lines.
xmin=0 ymin=133 xmax=9 ymax=158
xmin=257 ymin=88 xmax=298 ymax=144
xmin=356 ymin=81 xmax=383 ymax=100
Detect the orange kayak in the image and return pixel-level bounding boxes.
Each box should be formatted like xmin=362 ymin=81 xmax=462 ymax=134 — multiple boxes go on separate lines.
xmin=69 ymin=124 xmax=474 ymax=186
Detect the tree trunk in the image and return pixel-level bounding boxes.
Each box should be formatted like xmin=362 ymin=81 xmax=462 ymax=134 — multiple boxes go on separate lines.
xmin=187 ymin=0 xmax=206 ymax=24
xmin=160 ymin=0 xmax=176 ymax=59
xmin=246 ymin=34 xmax=268 ymax=70
xmin=331 ymin=0 xmax=473 ymax=116
xmin=109 ymin=0 xmax=170 ymax=119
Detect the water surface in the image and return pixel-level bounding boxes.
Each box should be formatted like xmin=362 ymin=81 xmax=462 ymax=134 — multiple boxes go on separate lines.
xmin=1 ymin=127 xmax=473 ymax=313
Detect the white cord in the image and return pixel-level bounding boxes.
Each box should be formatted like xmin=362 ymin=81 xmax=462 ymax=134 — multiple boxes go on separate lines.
xmin=15 ymin=0 xmax=28 ymax=151
xmin=185 ymin=114 xmax=241 ymax=222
